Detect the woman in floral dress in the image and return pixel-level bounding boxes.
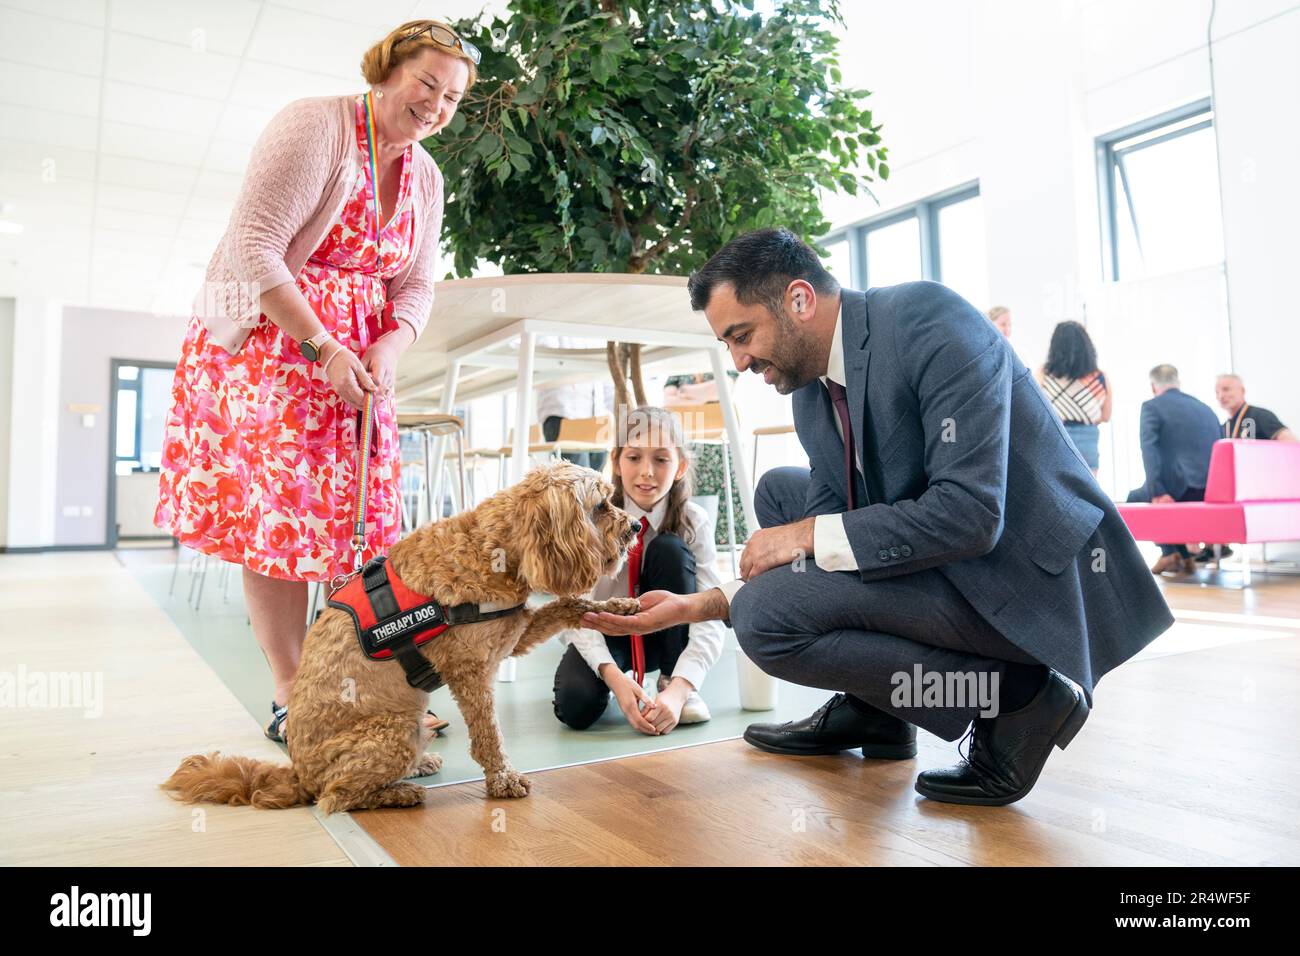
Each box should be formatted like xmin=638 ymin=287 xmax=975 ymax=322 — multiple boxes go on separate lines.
xmin=154 ymin=21 xmax=480 ymax=741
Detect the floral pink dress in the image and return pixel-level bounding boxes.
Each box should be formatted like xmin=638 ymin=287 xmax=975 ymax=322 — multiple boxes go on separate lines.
xmin=154 ymin=96 xmax=415 ymax=584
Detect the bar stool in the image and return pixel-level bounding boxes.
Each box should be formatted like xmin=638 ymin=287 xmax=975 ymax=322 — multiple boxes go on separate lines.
xmin=397 ymin=412 xmax=468 ymax=525
xmin=447 ymin=447 xmax=508 ymax=508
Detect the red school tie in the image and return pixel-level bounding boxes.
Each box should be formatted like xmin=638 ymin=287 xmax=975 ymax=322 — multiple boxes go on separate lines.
xmin=626 ymin=519 xmax=649 ymax=686
xmin=826 ymin=380 xmax=856 ymax=511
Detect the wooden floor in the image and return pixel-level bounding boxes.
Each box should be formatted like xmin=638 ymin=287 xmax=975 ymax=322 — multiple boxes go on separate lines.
xmin=356 ymin=577 xmax=1300 ymax=866
xmin=0 ymin=551 xmax=349 ymax=866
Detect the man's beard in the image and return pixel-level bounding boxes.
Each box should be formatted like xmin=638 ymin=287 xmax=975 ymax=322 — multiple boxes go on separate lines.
xmin=756 ymin=305 xmax=821 ymax=395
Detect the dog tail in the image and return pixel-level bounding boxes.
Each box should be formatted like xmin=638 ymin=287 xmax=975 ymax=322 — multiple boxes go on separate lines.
xmin=161 ymin=751 xmax=311 ymax=810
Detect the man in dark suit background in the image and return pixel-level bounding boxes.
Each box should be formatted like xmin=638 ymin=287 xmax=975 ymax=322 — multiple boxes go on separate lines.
xmin=1125 ymin=364 xmax=1222 ymax=575
xmin=583 ymin=228 xmax=1173 ymax=807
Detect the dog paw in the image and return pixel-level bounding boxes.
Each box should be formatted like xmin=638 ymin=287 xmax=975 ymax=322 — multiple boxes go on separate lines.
xmin=409 ymin=752 xmax=443 ymax=778
xmin=602 ymin=597 xmax=641 ymax=616
xmin=485 ymin=769 xmax=531 ymax=799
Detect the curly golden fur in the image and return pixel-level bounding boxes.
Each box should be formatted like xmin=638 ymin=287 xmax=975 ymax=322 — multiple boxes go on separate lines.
xmin=162 ymin=462 xmax=640 ymax=813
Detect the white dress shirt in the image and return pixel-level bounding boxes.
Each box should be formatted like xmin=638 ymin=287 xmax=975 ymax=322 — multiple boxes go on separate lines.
xmin=717 ymin=297 xmax=861 ymax=608
xmin=534 ymin=336 xmax=614 ymax=422
xmin=560 ymin=496 xmax=727 ymax=690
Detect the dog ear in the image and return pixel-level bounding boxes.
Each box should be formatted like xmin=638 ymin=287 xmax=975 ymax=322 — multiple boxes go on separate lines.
xmin=516 ymin=470 xmax=604 ymax=596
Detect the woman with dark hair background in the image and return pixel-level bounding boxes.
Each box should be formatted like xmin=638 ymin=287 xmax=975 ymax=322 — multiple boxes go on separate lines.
xmin=1036 ymin=321 xmax=1112 ymax=475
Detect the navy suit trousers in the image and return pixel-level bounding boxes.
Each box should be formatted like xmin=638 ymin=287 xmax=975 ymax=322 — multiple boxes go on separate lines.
xmin=730 ymin=467 xmax=1042 ymax=740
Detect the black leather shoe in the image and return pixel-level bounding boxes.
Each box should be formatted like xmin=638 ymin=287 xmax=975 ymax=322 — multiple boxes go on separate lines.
xmin=1193 ymin=545 xmax=1233 ymax=563
xmin=913 ymin=670 xmax=1089 ymax=806
xmin=743 ymin=693 xmax=917 ymax=759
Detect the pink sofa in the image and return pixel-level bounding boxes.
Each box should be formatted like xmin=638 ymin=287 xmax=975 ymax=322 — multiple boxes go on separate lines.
xmin=1117 ymin=439 xmax=1300 ymax=552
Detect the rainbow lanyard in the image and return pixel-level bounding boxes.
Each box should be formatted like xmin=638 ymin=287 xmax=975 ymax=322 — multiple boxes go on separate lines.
xmin=362 ymin=91 xmax=385 ymax=244
xmin=1229 ymin=404 xmax=1251 ymax=439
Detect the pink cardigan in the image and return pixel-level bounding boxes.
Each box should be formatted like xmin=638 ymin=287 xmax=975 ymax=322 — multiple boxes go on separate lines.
xmin=194 ymin=94 xmax=445 ymax=353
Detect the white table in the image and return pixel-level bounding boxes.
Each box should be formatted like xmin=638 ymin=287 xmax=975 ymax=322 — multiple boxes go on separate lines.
xmin=395 ymin=273 xmax=758 ymax=533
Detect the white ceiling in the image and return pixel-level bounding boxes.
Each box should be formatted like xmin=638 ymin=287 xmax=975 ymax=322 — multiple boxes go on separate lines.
xmin=0 ymin=0 xmax=497 ymax=316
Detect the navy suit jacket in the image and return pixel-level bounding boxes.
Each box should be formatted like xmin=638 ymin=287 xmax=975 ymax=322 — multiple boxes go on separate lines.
xmin=791 ymin=283 xmax=1173 ymax=698
xmin=1137 ymin=388 xmax=1221 ymax=499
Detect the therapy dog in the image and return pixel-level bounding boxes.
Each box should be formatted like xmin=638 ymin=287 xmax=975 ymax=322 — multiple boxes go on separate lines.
xmin=162 ymin=462 xmax=640 ymax=812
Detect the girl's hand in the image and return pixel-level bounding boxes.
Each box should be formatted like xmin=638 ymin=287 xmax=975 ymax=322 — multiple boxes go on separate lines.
xmin=603 ymin=667 xmax=659 ymax=735
xmin=642 ymin=682 xmax=686 ymax=735
xmin=360 ymin=333 xmax=402 ymax=397
xmin=323 ymin=342 xmax=378 ymax=411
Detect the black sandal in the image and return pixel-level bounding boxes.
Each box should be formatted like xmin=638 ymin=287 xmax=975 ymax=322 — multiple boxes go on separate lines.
xmin=426 ymin=711 xmax=450 ymax=736
xmin=267 ymin=700 xmax=443 ymax=741
xmin=265 ymin=700 xmax=288 ymax=743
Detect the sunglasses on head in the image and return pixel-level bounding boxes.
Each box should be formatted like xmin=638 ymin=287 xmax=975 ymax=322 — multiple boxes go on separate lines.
xmin=397 ymin=22 xmax=481 ymax=65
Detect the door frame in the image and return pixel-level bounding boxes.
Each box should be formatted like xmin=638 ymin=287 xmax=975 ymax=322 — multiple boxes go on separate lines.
xmin=106 ymin=358 xmax=177 ymax=549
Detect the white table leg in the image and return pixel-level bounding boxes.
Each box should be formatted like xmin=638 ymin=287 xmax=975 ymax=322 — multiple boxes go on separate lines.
xmin=429 ymin=359 xmax=462 ymax=521
xmin=709 ymin=346 xmax=757 ymax=534
xmin=511 ymin=331 xmax=537 ymax=484
xmin=720 ymin=439 xmax=739 ymax=579
xmin=499 ymin=331 xmax=536 ymax=683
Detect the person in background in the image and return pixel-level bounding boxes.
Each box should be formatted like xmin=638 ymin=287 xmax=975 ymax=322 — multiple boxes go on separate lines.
xmin=1215 ymin=374 xmax=1295 ymax=442
xmin=535 ymin=339 xmax=614 ymax=472
xmin=986 ymin=305 xmax=1012 ymax=338
xmin=1190 ymin=373 xmax=1296 ymax=564
xmin=1035 ymin=321 xmax=1112 ymax=475
xmin=552 ymin=406 xmax=721 ymax=733
xmin=1126 ymin=364 xmax=1222 ymax=575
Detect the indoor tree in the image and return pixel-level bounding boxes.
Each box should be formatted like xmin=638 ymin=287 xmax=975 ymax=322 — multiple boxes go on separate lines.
xmin=428 ymin=0 xmax=889 ymax=277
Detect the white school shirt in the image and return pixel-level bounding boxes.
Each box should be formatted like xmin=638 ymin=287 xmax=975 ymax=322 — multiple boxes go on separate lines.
xmin=560 ymin=496 xmax=727 ymax=691
xmin=717 ymin=299 xmax=860 ymax=608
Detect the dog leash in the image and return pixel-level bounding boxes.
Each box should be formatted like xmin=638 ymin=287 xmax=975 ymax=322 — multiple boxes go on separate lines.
xmin=330 ymin=389 xmax=377 ymax=595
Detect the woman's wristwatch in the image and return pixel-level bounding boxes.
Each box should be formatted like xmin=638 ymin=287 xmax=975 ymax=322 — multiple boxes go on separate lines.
xmin=299 ymin=331 xmax=333 ymax=363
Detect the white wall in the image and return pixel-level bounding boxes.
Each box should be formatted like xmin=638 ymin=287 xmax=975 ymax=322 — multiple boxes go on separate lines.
xmin=0 ymin=297 xmax=185 ymax=549
xmin=54 ymin=305 xmax=187 ymax=546
xmin=0 ymin=296 xmax=13 ymax=547
xmin=1212 ymin=1 xmax=1300 ymax=433
xmin=1 ymin=298 xmax=62 ymax=549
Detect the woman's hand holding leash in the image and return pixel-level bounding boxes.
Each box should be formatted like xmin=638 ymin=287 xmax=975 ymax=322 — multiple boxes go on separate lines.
xmin=322 ymin=340 xmax=378 ymax=411
xmin=361 ymin=328 xmax=409 ymax=399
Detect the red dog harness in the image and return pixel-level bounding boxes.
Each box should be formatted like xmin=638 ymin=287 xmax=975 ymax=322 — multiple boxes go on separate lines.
xmin=327 ymin=555 xmax=524 ymax=692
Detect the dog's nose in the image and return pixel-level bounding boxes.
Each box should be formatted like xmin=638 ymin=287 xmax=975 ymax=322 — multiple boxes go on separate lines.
xmin=627 ymin=518 xmax=642 ymax=538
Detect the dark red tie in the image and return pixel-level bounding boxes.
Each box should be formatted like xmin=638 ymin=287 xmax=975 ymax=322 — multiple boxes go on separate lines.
xmin=826 ymin=380 xmax=856 ymax=511
xmin=626 ymin=519 xmax=650 ymax=686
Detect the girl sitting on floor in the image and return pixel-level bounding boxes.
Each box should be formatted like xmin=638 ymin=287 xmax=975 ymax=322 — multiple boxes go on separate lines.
xmin=552 ymin=405 xmax=725 ymax=734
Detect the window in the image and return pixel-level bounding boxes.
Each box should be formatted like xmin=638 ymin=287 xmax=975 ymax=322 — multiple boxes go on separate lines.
xmin=1099 ymin=100 xmax=1224 ymax=281
xmin=865 ymin=215 xmax=922 ymax=287
xmin=819 ymin=183 xmax=986 ymax=306
xmin=114 ymin=363 xmax=172 ymax=475
xmin=820 ymin=236 xmax=853 ymax=286
xmin=935 ymin=192 xmax=989 ymax=310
